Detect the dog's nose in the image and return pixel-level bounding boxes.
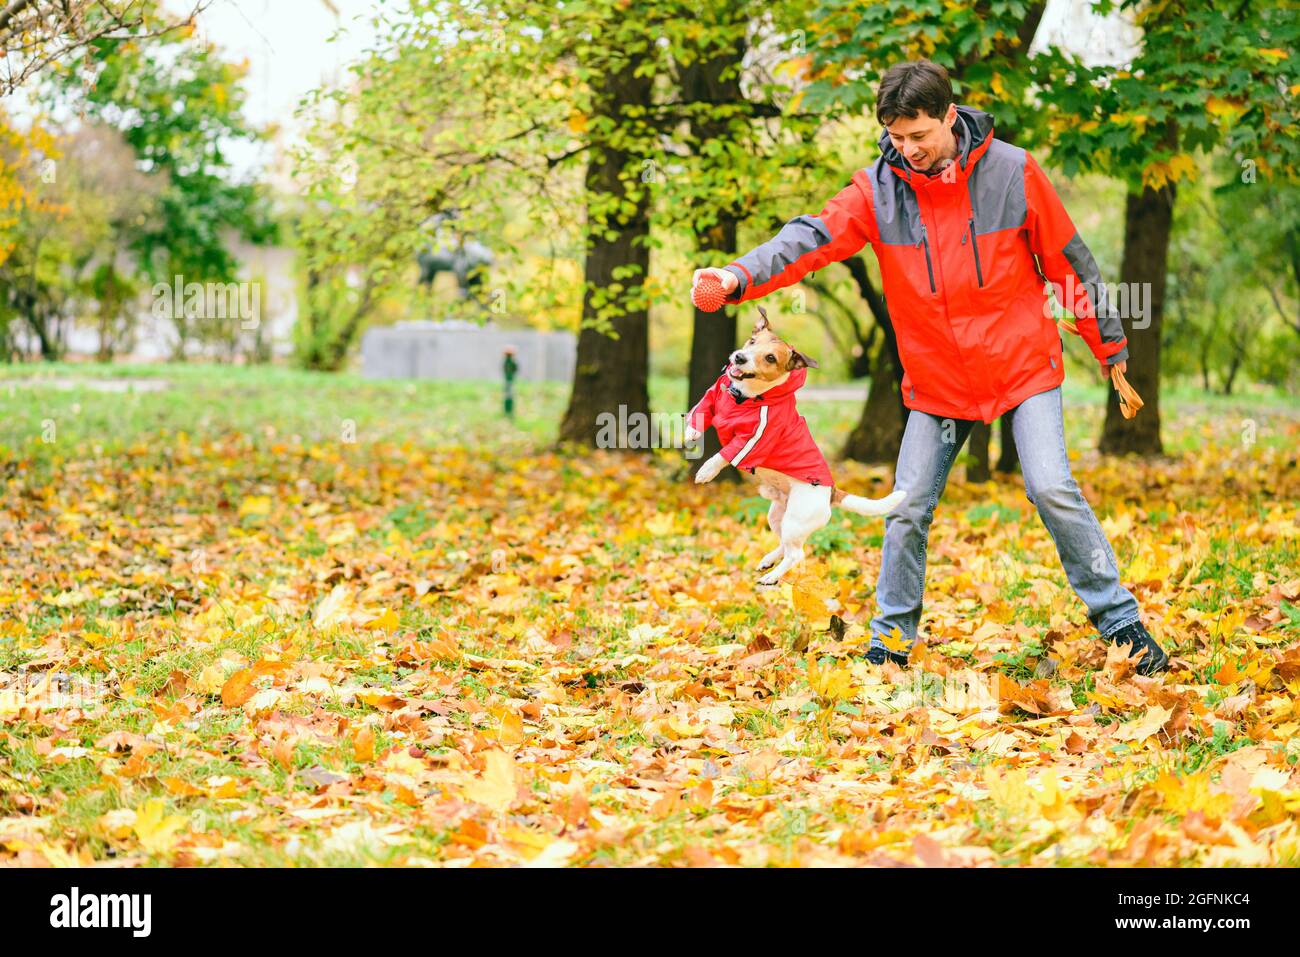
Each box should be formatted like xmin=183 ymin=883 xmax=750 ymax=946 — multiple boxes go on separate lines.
xmin=730 ymin=351 xmax=747 ymax=365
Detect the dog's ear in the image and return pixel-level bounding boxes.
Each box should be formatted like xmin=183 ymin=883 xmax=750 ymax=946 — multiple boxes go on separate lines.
xmin=787 ymin=350 xmax=819 ymax=371
xmin=752 ymin=306 xmax=770 ymax=334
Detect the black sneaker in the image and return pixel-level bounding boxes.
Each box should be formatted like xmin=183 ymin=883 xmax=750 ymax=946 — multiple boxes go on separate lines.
xmin=1104 ymin=620 xmax=1169 ymax=676
xmin=866 ymin=645 xmax=910 ymax=667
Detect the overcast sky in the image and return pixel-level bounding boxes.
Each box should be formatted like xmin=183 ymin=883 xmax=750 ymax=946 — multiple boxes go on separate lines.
xmin=195 ymin=0 xmax=386 ymax=180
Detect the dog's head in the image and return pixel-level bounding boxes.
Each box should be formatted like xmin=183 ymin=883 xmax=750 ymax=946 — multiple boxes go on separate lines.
xmin=726 ymin=306 xmax=819 ymax=397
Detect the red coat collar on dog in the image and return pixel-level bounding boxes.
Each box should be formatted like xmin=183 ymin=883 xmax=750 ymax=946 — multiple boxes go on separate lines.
xmin=688 ymin=366 xmax=834 ymax=487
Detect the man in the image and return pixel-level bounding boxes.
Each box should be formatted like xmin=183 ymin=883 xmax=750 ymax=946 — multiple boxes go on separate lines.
xmin=690 ymin=59 xmax=1168 ymax=676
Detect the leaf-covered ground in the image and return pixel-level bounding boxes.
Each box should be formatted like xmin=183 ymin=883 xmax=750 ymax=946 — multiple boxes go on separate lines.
xmin=2 ymin=365 xmax=1299 ymax=866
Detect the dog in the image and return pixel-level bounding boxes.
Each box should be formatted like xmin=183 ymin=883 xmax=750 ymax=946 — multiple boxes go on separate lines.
xmin=686 ymin=307 xmax=906 ymax=585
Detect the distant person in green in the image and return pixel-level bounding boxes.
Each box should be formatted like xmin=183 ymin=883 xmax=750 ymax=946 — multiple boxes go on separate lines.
xmin=502 ymin=345 xmax=518 ymax=418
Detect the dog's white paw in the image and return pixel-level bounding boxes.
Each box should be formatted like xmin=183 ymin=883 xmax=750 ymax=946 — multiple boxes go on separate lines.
xmin=756 ymin=548 xmax=783 ymax=571
xmin=694 ymin=455 xmax=725 ymax=484
xmin=756 ymin=571 xmax=783 ymax=587
xmin=684 ymin=426 xmax=702 ymax=443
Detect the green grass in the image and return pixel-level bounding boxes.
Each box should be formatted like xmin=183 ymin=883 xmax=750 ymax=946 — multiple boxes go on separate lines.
xmin=1 ymin=362 xmax=1295 ymax=468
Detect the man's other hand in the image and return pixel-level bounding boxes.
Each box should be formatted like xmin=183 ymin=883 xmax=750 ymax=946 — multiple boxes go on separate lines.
xmin=1101 ymin=358 xmax=1128 ymax=380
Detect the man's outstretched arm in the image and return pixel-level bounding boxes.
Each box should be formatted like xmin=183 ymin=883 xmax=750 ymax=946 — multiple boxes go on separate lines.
xmin=716 ymin=174 xmax=877 ymax=304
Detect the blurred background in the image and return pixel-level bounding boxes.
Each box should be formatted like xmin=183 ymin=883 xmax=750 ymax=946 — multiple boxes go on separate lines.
xmin=0 ymin=0 xmax=1296 ymax=467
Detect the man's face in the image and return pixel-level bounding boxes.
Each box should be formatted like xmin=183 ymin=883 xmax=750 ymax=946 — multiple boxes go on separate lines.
xmin=885 ymin=105 xmax=957 ymax=171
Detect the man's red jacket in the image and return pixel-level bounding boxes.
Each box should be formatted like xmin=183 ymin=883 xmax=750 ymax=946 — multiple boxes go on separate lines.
xmin=688 ymin=366 xmax=834 ymax=487
xmin=718 ymin=105 xmax=1130 ymax=424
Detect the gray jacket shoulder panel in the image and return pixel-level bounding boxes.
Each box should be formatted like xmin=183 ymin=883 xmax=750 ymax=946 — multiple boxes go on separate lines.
xmin=968 ymin=139 xmax=1027 ymax=235
xmin=868 ymin=157 xmax=924 ymax=247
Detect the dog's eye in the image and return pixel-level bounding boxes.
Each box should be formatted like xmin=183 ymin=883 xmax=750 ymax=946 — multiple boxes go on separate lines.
xmin=766 ymin=354 xmax=776 ymax=363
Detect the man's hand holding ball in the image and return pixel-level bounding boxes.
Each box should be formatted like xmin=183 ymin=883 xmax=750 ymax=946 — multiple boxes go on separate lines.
xmin=691 ymin=268 xmax=739 ymax=312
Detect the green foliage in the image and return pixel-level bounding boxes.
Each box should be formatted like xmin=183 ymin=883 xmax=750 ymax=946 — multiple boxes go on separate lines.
xmin=802 ymin=0 xmax=1048 ymax=138
xmin=1163 ymin=152 xmax=1300 ymax=393
xmin=288 ymin=0 xmax=863 ymax=372
xmin=1029 ymin=1 xmax=1299 ymax=188
xmin=49 ymin=24 xmax=278 ymax=282
xmin=0 ymin=119 xmax=160 ymax=360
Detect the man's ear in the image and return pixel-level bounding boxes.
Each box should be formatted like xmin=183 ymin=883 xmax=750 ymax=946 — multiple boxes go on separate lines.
xmin=752 ymin=305 xmax=770 ymax=334
xmin=787 ymin=350 xmax=819 ymax=371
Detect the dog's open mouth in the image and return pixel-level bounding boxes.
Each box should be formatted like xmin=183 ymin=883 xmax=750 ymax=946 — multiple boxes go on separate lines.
xmin=728 ymin=365 xmax=755 ymax=380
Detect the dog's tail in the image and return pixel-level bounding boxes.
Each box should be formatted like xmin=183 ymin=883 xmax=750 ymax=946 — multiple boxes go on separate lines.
xmin=831 ymin=487 xmax=907 ymax=516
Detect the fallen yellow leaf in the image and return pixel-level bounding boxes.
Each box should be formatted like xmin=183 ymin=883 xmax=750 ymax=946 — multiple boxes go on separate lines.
xmin=463 ymin=749 xmax=518 ymax=812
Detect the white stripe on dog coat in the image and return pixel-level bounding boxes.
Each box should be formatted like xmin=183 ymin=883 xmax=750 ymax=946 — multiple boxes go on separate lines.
xmin=729 ymin=405 xmax=768 ymax=467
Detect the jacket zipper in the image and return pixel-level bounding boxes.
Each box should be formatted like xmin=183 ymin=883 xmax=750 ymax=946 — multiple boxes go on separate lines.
xmin=918 ymin=223 xmax=936 ymax=294
xmin=968 ymin=217 xmax=984 ymax=287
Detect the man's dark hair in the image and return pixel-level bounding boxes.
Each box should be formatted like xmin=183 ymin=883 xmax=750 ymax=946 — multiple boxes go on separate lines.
xmin=876 ymin=60 xmax=953 ymax=126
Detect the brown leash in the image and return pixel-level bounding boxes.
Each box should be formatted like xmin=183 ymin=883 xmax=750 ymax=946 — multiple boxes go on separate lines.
xmin=1055 ymin=318 xmax=1143 ymax=419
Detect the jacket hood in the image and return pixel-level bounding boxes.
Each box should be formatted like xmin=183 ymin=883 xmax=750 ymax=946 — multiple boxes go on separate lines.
xmin=878 ymin=104 xmax=995 ymax=186
xmin=719 ymin=364 xmax=809 ymax=403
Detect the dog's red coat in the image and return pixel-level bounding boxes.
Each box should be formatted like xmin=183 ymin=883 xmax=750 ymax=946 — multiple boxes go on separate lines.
xmin=688 ymin=366 xmax=834 ymax=487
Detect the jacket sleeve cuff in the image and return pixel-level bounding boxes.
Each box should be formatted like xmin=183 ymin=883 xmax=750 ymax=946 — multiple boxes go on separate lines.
xmin=722 ymin=264 xmax=750 ymax=301
xmin=1104 ymin=344 xmax=1129 ymax=366
xmin=1095 ymin=337 xmax=1128 ymax=363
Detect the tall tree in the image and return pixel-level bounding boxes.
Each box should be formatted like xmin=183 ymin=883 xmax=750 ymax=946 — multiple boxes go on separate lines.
xmin=678 ymin=29 xmax=746 ymax=473
xmin=557 ymin=3 xmax=834 ymax=447
xmin=1034 ymin=0 xmax=1299 ymax=455
xmin=556 ymin=19 xmax=657 ymax=446
xmin=53 ymin=30 xmax=276 ymax=288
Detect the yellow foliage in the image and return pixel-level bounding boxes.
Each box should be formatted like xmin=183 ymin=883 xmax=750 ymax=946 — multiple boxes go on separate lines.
xmin=1142 ymin=153 xmax=1198 ymax=191
xmin=132 ymin=799 xmax=188 ymax=855
xmin=806 ymin=654 xmax=854 ymax=703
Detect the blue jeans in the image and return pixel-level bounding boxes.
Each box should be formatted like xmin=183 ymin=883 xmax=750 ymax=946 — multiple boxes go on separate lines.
xmin=869 ymin=386 xmax=1140 ymax=654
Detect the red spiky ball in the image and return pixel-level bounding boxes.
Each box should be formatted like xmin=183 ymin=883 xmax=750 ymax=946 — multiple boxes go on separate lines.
xmin=692 ymin=273 xmax=728 ymax=312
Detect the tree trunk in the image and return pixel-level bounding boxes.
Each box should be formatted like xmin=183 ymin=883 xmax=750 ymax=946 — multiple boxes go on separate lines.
xmin=1222 ymin=351 xmax=1241 ymax=396
xmin=841 ymin=256 xmax=907 ymax=463
xmin=996 ymin=415 xmax=1020 ymax=473
xmin=687 ymin=220 xmax=739 ymax=476
xmin=968 ymin=413 xmax=1021 ymax=475
xmin=681 ymin=33 xmax=745 ymax=479
xmin=849 ymin=328 xmax=877 ymax=379
xmin=1100 ymin=182 xmax=1175 ymax=456
xmin=967 ymin=421 xmax=992 ymax=481
xmin=558 ymin=64 xmax=654 ymax=448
